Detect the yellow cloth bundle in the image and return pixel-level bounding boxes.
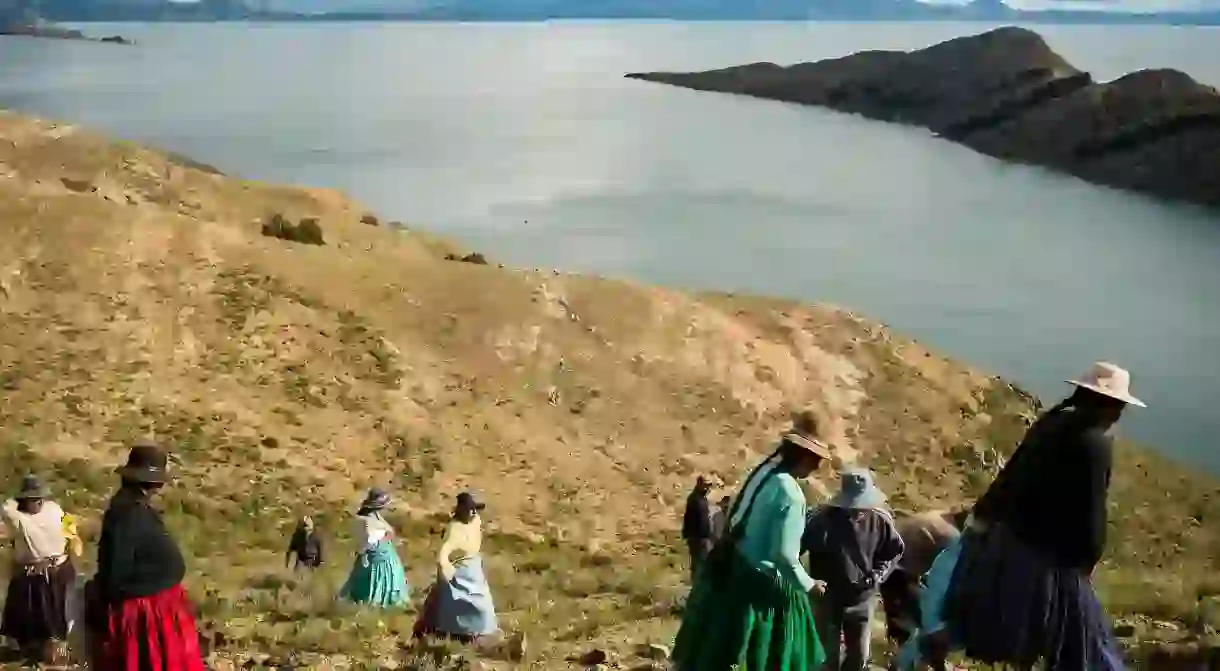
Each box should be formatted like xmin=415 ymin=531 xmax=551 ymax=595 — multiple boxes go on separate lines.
xmin=62 ymin=512 xmax=83 ymax=558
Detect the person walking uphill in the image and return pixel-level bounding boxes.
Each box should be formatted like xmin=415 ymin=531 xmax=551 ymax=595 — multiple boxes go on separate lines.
xmin=941 ymin=362 xmax=1144 ymax=671
xmin=0 ymin=474 xmax=78 ymax=665
xmin=339 ymin=488 xmax=409 ymax=607
xmin=672 ymin=409 xmax=833 ymax=671
xmin=91 ymin=441 xmax=205 ymax=671
xmin=804 ymin=468 xmax=905 ymax=671
xmin=413 ymin=492 xmax=499 ymax=642
xmin=286 ymin=515 xmax=324 ymax=571
xmin=681 ymin=476 xmax=714 ymax=580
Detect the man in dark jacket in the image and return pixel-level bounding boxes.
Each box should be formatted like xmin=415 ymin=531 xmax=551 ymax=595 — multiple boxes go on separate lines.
xmin=681 ymin=476 xmax=714 ymax=581
xmin=804 ymin=468 xmax=905 ymax=671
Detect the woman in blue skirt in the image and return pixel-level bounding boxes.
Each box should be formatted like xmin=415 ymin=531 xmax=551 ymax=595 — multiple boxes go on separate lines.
xmin=339 ymin=488 xmax=409 ymax=608
xmin=941 ymin=362 xmax=1144 ymax=671
xmin=413 ymin=492 xmax=499 ymax=641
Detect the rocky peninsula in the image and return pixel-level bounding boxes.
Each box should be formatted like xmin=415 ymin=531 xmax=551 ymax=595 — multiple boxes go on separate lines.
xmin=1 ymin=22 xmax=132 ymax=43
xmin=626 ymin=26 xmax=1220 ymax=210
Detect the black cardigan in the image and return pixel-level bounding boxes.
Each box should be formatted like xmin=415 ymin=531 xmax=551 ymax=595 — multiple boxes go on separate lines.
xmin=973 ymin=406 xmax=1114 ymax=571
xmin=96 ymin=488 xmax=186 ymax=603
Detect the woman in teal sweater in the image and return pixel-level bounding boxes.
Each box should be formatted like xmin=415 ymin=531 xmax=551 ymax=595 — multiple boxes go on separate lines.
xmin=672 ymin=410 xmax=833 ymax=671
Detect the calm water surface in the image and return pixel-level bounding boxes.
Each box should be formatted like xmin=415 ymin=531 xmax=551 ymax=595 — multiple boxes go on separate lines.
xmin=2 ymin=22 xmax=1218 ymax=469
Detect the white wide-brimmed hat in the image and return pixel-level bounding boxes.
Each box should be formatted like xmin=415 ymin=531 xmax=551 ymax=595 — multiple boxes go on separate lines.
xmin=1067 ymin=362 xmax=1145 ymax=408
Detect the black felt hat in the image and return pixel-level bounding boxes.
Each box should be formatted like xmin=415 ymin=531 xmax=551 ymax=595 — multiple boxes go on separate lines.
xmin=15 ymin=474 xmax=49 ymax=500
xmin=455 ymin=491 xmax=485 ymax=513
xmin=116 ymin=441 xmax=170 ymax=484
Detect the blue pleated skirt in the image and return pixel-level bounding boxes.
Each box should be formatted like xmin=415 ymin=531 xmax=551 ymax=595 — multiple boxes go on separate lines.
xmin=434 ymin=555 xmax=498 ymax=637
xmin=941 ymin=523 xmax=1126 ymax=671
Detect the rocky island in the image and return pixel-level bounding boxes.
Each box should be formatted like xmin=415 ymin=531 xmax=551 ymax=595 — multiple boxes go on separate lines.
xmin=627 ymin=26 xmax=1220 ymax=210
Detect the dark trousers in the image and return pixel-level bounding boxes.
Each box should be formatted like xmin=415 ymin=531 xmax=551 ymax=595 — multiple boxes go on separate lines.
xmin=880 ymin=569 xmax=949 ymax=671
xmin=686 ymin=539 xmax=711 ymax=580
xmin=880 ymin=568 xmax=920 ymax=645
xmin=816 ymin=593 xmax=876 ymax=671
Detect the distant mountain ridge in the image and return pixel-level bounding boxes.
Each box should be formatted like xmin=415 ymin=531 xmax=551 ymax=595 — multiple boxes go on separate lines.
xmin=4 ymin=0 xmax=1220 ymax=24
xmin=256 ymin=0 xmax=1220 ymax=23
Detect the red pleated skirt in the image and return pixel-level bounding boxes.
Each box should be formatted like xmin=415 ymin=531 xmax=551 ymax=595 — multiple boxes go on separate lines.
xmin=94 ymin=584 xmax=205 ymax=671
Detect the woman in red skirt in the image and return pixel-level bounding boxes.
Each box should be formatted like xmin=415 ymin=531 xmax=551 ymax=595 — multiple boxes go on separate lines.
xmin=90 ymin=441 xmax=205 ymax=671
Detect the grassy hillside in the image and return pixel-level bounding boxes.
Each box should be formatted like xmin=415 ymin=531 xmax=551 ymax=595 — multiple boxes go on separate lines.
xmin=0 ymin=110 xmax=1217 ymax=668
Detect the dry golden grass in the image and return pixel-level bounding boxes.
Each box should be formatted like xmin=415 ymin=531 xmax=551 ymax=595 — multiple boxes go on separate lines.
xmin=0 ymin=109 xmax=1215 ymax=667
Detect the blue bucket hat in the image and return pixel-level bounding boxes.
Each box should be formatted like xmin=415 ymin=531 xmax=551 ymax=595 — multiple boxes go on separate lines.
xmin=828 ymin=468 xmax=888 ymax=511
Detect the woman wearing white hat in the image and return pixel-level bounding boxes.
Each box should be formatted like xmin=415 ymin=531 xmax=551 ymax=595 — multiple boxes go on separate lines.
xmin=937 ymin=362 xmax=1144 ymax=671
xmin=672 ymin=409 xmax=833 ymax=671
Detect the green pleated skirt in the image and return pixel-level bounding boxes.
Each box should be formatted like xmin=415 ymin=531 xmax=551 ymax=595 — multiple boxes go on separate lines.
xmin=672 ymin=550 xmax=825 ymax=671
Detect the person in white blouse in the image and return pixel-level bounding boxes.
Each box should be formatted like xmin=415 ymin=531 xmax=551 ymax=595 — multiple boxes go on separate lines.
xmin=0 ymin=474 xmax=77 ymax=665
xmin=337 ymin=488 xmax=410 ymax=608
xmin=413 ymin=492 xmax=499 ymax=642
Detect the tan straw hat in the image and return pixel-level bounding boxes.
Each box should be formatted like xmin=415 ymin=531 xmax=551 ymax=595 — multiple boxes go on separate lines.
xmin=1067 ymin=362 xmax=1145 ymax=408
xmin=784 ymin=409 xmax=836 ymax=460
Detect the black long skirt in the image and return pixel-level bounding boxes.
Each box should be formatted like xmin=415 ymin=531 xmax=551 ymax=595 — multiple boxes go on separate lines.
xmin=0 ymin=559 xmax=76 ymax=645
xmin=941 ymin=525 xmax=1125 ymax=671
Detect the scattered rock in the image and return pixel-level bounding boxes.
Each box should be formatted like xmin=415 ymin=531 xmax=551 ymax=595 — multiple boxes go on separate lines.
xmin=577 ymin=648 xmax=610 ymax=665
xmin=445 ymin=252 xmax=489 ymax=265
xmin=61 ymin=177 xmax=94 ymax=193
xmin=637 ymin=643 xmax=670 ymax=661
xmin=261 ymin=213 xmax=325 ymax=246
xmin=504 ymin=631 xmax=528 ymax=661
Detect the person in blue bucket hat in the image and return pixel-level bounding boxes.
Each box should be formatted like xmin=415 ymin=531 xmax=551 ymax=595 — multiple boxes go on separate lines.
xmin=803 ymin=467 xmax=905 ymax=671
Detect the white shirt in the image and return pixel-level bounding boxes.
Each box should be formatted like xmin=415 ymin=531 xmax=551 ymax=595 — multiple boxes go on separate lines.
xmin=1 ymin=499 xmax=67 ymax=564
xmin=355 ymin=512 xmax=392 ymax=551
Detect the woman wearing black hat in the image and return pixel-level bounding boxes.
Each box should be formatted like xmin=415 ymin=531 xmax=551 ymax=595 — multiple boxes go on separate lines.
xmin=412 ymin=492 xmax=499 ymax=641
xmin=90 ymin=441 xmax=205 ymax=671
xmin=0 ymin=474 xmax=77 ymax=664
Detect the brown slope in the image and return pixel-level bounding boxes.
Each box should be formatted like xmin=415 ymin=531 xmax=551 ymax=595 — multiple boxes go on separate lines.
xmin=0 ymin=110 xmax=1217 ymax=666
xmin=626 ymin=26 xmax=1220 ymax=209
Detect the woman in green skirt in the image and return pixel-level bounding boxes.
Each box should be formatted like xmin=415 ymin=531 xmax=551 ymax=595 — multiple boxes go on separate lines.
xmin=673 ymin=410 xmax=832 ymax=671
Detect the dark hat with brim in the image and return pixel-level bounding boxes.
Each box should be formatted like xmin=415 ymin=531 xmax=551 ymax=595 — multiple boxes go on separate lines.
xmin=116 ymin=441 xmax=170 ymax=484
xmin=455 ymin=491 xmax=485 ymax=512
xmin=15 ymin=474 xmax=49 ymax=500
xmin=783 ymin=409 xmax=836 ymax=461
xmin=361 ymin=488 xmax=392 ymax=511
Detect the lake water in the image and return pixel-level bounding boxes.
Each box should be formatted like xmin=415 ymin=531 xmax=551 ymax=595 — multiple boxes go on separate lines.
xmin=2 ymin=21 xmax=1218 ymax=470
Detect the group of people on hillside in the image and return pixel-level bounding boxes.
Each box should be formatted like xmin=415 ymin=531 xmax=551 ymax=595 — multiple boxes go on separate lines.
xmin=1 ymin=441 xmax=501 ymax=667
xmin=0 ymin=442 xmax=206 ymax=669
xmin=674 ymin=361 xmax=1143 ymax=671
